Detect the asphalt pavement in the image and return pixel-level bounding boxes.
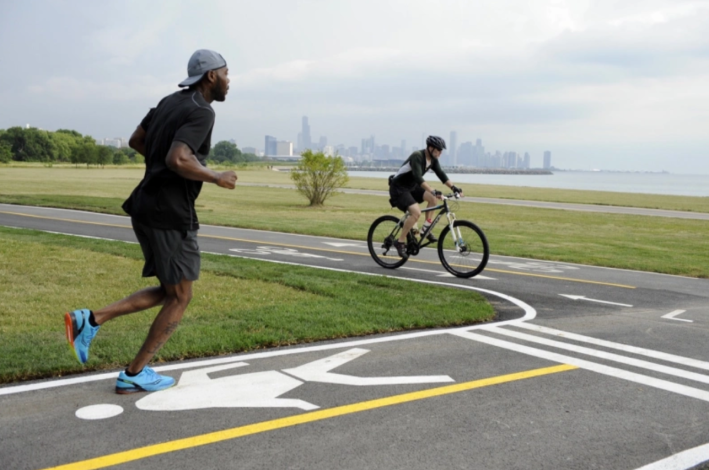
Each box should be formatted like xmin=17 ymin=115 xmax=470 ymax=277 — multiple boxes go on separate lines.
xmin=2 ymin=203 xmax=709 ymax=470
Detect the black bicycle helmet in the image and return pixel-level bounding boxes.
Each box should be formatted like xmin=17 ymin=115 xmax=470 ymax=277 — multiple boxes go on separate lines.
xmin=426 ymin=135 xmax=446 ymax=150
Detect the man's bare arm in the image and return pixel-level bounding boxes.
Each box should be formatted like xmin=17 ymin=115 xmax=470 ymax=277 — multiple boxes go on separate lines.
xmin=166 ymin=141 xmax=237 ymax=189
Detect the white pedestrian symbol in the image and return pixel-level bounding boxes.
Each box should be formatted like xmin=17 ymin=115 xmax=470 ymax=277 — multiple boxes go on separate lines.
xmin=136 ymin=348 xmax=453 ymax=412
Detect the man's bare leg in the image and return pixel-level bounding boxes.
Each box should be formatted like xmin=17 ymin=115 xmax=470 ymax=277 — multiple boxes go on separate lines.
xmin=398 ymin=203 xmax=421 ymax=243
xmin=126 ymin=278 xmax=193 ymax=374
xmin=421 ymin=191 xmax=438 ymax=237
xmin=92 ymin=287 xmax=167 ymax=325
xmin=423 ymin=190 xmax=437 ymax=215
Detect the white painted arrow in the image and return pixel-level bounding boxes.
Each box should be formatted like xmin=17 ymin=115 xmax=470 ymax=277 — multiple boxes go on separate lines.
xmin=283 ymin=348 xmax=454 ymax=386
xmin=662 ymin=310 xmax=692 ymax=323
xmin=559 ymin=295 xmax=633 ymax=308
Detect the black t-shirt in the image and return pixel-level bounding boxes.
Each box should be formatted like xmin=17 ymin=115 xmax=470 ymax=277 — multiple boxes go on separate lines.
xmin=122 ymin=90 xmax=215 ymax=231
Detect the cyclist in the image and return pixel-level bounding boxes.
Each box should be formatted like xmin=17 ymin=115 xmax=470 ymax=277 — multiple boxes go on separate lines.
xmin=388 ymin=135 xmax=463 ymax=258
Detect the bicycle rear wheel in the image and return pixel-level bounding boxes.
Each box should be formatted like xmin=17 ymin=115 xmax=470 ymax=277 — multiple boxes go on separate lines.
xmin=367 ymin=215 xmax=409 ymax=269
xmin=437 ymin=220 xmax=489 ymax=278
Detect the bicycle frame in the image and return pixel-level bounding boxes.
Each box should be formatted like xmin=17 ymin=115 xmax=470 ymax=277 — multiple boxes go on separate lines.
xmin=399 ymin=194 xmax=461 ymax=252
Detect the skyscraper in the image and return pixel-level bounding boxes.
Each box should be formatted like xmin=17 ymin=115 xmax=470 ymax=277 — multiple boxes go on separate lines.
xmin=264 ymin=135 xmax=277 ymax=156
xmin=449 ymin=131 xmax=458 ymax=166
xmin=543 ymin=151 xmax=552 ymax=169
xmin=276 ymin=141 xmax=293 ymax=156
xmin=361 ymin=135 xmax=375 ymax=156
xmin=458 ymin=142 xmax=474 ymax=167
xmin=301 ymin=116 xmax=312 ymax=150
xmin=474 ymin=138 xmax=483 ymax=167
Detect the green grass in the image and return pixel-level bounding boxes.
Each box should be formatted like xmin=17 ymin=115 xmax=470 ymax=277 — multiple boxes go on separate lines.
xmin=0 ymin=226 xmax=494 ymax=384
xmin=3 ymin=166 xmax=709 ymax=213
xmin=2 ymin=167 xmax=709 ymax=277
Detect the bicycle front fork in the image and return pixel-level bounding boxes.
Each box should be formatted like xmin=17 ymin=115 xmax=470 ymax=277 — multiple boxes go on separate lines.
xmin=446 ymin=215 xmax=464 ymax=251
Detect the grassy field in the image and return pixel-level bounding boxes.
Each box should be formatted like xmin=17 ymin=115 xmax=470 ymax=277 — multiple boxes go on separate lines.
xmin=2 ymin=167 xmax=709 ymax=277
xmin=0 ymin=226 xmax=494 ymax=383
xmin=3 ymin=165 xmax=709 ymax=212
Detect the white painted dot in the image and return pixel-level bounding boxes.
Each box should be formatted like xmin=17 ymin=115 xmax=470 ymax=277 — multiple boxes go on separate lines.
xmin=75 ymin=404 xmax=124 ymax=420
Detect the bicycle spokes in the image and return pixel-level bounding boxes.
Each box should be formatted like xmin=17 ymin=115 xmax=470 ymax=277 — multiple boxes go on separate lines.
xmin=367 ymin=215 xmax=409 ymax=269
xmin=438 ymin=220 xmax=489 ymax=278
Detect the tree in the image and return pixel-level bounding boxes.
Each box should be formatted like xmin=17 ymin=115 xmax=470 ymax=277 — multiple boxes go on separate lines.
xmin=50 ymin=131 xmax=81 ymax=162
xmin=56 ymin=129 xmax=83 ymax=138
xmin=81 ymin=137 xmax=98 ymax=167
xmin=70 ymin=143 xmax=84 ymax=166
xmin=0 ymin=142 xmax=11 ymax=163
xmin=290 ymin=150 xmax=349 ymax=206
xmin=83 ymin=142 xmax=98 ymax=167
xmin=210 ymin=140 xmax=242 ymax=163
xmin=114 ymin=147 xmax=137 ymax=165
xmin=1 ymin=126 xmax=56 ymax=162
xmin=113 ymin=152 xmax=130 ymax=165
xmin=70 ymin=141 xmax=98 ymax=167
xmin=97 ymin=146 xmax=113 ymax=167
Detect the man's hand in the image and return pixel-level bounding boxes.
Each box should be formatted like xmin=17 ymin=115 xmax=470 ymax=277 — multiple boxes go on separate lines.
xmin=432 ymin=189 xmax=443 ymax=199
xmin=451 ymin=185 xmax=463 ymax=197
xmin=215 ymin=171 xmax=237 ymax=189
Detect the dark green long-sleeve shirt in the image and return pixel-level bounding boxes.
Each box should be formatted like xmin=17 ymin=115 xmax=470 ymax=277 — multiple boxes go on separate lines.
xmin=390 ymin=150 xmax=449 ymax=191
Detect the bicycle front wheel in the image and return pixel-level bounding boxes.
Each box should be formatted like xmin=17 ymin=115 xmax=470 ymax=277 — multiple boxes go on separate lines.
xmin=367 ymin=215 xmax=408 ymax=269
xmin=437 ymin=220 xmax=489 ymax=278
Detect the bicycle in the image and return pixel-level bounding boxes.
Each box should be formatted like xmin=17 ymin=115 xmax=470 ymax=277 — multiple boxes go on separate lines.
xmin=366 ymin=193 xmax=490 ymax=278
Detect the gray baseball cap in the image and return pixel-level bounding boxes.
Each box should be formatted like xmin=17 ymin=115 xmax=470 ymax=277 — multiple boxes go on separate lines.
xmin=178 ymin=49 xmax=227 ymax=87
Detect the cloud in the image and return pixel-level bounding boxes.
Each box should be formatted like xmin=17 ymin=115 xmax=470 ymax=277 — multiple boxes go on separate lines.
xmin=26 ymin=76 xmax=176 ymax=103
xmin=3 ymin=0 xmax=709 ymax=171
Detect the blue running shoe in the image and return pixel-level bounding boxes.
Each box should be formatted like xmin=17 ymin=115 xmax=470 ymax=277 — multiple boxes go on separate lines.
xmin=116 ymin=366 xmax=176 ymax=394
xmin=64 ymin=309 xmax=100 ymax=364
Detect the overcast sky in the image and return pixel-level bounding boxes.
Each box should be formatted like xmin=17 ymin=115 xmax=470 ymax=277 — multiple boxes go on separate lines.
xmin=2 ymin=0 xmax=709 ymax=172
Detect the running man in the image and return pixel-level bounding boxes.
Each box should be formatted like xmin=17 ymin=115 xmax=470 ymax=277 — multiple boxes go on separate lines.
xmin=64 ymin=49 xmax=237 ymax=394
xmin=388 ymin=135 xmax=463 ymax=258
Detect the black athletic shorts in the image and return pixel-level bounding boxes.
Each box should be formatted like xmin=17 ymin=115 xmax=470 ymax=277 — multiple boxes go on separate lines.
xmin=131 ymin=218 xmax=200 ymax=285
xmin=389 ymin=185 xmax=426 ymax=212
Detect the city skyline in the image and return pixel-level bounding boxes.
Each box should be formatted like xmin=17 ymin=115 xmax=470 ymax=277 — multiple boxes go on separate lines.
xmin=255 ymin=115 xmax=549 ymax=168
xmin=2 ymin=1 xmax=708 ymax=173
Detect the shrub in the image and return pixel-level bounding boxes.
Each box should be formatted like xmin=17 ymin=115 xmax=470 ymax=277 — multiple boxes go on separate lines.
xmin=290 ymin=150 xmax=349 ymax=206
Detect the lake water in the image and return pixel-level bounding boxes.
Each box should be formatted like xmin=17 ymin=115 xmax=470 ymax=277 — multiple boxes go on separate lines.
xmin=347 ymin=171 xmax=709 ymax=197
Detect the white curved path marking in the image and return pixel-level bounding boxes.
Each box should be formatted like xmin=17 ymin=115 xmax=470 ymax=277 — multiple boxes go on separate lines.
xmin=634 ymin=442 xmax=709 ymax=470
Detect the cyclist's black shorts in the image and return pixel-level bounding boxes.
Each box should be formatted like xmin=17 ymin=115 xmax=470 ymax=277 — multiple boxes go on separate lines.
xmin=389 ymin=185 xmax=426 ymax=212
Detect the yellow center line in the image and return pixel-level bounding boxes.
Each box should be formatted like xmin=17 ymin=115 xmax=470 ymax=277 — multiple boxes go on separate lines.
xmin=483 ymin=268 xmax=636 ymax=288
xmin=42 ymin=364 xmax=577 ymax=470
xmin=0 ymin=210 xmax=635 ymax=288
